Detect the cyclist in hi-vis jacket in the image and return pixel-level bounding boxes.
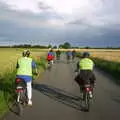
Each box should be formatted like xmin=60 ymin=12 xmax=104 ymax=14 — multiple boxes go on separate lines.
xmin=16 ymin=50 xmax=38 ymax=106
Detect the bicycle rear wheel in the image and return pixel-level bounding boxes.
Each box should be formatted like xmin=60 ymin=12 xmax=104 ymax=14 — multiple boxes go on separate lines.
xmin=17 ymin=92 xmax=24 ymax=116
xmin=17 ymin=102 xmax=23 ymax=116
xmin=84 ymin=92 xmax=90 ymax=112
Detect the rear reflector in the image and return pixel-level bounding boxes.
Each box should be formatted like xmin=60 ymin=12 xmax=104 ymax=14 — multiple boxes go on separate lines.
xmin=16 ymin=78 xmax=21 ymax=83
xmin=16 ymin=89 xmax=24 ymax=92
xmin=86 ymin=87 xmax=90 ymax=92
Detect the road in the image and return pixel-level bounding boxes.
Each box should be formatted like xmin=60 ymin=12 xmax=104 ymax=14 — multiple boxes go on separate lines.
xmin=3 ymin=56 xmax=120 ymax=120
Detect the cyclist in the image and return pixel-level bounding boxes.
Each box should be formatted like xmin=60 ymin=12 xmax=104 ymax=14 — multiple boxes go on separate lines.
xmin=56 ymin=49 xmax=61 ymax=60
xmin=16 ymin=50 xmax=38 ymax=106
xmin=72 ymin=49 xmax=76 ymax=61
xmin=66 ymin=50 xmax=72 ymax=62
xmin=47 ymin=49 xmax=54 ymax=64
xmin=75 ymin=52 xmax=96 ymax=98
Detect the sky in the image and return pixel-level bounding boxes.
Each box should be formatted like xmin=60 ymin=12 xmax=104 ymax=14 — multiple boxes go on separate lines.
xmin=0 ymin=0 xmax=120 ymax=47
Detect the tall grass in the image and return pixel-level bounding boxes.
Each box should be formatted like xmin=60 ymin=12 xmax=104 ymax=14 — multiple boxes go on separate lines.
xmin=0 ymin=71 xmax=16 ymax=117
xmin=92 ymin=58 xmax=120 ymax=82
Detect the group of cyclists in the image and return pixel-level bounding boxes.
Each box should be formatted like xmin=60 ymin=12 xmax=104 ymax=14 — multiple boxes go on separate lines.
xmin=47 ymin=48 xmax=77 ymax=63
xmin=16 ymin=49 xmax=95 ymax=106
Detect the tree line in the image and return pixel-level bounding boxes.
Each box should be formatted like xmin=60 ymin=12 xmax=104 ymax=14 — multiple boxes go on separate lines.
xmin=0 ymin=42 xmax=120 ymax=49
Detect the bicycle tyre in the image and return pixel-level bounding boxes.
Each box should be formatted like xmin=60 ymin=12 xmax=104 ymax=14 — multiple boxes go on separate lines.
xmin=85 ymin=92 xmax=90 ymax=112
xmin=17 ymin=102 xmax=23 ymax=116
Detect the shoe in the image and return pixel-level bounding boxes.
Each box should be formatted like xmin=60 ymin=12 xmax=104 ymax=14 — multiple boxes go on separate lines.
xmin=28 ymin=100 xmax=32 ymax=106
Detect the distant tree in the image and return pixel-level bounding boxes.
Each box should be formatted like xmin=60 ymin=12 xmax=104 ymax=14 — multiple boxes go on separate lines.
xmin=48 ymin=44 xmax=52 ymax=48
xmin=84 ymin=46 xmax=91 ymax=49
xmin=63 ymin=42 xmax=71 ymax=49
xmin=59 ymin=42 xmax=71 ymax=49
xmin=59 ymin=44 xmax=64 ymax=48
xmin=53 ymin=45 xmax=57 ymax=49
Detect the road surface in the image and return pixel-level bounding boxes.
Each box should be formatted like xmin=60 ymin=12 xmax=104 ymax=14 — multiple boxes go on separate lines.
xmin=3 ymin=56 xmax=120 ymax=120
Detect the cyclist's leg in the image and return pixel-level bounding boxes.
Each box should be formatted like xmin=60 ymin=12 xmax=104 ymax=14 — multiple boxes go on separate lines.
xmin=26 ymin=81 xmax=32 ymax=105
xmin=51 ymin=59 xmax=53 ymax=64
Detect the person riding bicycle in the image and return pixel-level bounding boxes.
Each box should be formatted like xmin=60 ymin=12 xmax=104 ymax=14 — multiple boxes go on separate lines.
xmin=72 ymin=49 xmax=76 ymax=60
xmin=66 ymin=50 xmax=72 ymax=61
xmin=47 ymin=49 xmax=55 ymax=64
xmin=56 ymin=49 xmax=61 ymax=60
xmin=75 ymin=52 xmax=96 ymax=96
xmin=16 ymin=50 xmax=38 ymax=106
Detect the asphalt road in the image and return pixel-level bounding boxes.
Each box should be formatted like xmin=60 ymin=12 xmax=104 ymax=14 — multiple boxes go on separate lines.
xmin=3 ymin=56 xmax=120 ymax=120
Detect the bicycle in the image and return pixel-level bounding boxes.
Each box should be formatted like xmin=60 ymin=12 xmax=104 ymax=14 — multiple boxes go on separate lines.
xmin=72 ymin=55 xmax=76 ymax=62
xmin=56 ymin=55 xmax=60 ymax=62
xmin=48 ymin=60 xmax=53 ymax=70
xmin=15 ymin=78 xmax=28 ymax=116
xmin=66 ymin=55 xmax=71 ymax=63
xmin=82 ymin=83 xmax=93 ymax=112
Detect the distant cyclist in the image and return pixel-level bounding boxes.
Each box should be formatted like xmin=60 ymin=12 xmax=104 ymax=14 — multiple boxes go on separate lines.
xmin=47 ymin=49 xmax=54 ymax=64
xmin=16 ymin=50 xmax=38 ymax=106
xmin=66 ymin=50 xmax=72 ymax=62
xmin=75 ymin=52 xmax=96 ymax=98
xmin=72 ymin=49 xmax=76 ymax=61
xmin=56 ymin=49 xmax=61 ymax=60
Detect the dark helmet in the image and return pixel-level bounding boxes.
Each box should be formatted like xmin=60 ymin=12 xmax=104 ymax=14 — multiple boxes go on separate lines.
xmin=22 ymin=50 xmax=30 ymax=57
xmin=82 ymin=52 xmax=90 ymax=58
xmin=50 ymin=49 xmax=53 ymax=52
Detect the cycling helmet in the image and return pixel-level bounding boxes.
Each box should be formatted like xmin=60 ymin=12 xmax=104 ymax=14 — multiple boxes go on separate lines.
xmin=50 ymin=49 xmax=53 ymax=52
xmin=82 ymin=52 xmax=90 ymax=58
xmin=23 ymin=50 xmax=30 ymax=57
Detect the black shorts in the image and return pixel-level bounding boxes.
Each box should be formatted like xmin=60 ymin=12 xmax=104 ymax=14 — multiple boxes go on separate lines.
xmin=74 ymin=70 xmax=96 ymax=86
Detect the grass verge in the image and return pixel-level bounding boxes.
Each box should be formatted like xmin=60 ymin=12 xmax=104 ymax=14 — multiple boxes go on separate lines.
xmin=92 ymin=58 xmax=120 ymax=82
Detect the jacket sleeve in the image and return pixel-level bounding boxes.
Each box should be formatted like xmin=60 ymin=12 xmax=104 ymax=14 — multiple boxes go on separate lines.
xmin=32 ymin=60 xmax=37 ymax=69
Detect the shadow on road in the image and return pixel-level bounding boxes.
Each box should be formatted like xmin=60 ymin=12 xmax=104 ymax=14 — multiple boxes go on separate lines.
xmin=33 ymin=83 xmax=85 ymax=111
xmin=112 ymin=96 xmax=120 ymax=104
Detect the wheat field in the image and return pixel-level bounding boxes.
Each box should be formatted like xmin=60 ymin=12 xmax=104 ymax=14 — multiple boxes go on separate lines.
xmin=0 ymin=48 xmax=47 ymax=75
xmin=0 ymin=48 xmax=120 ymax=75
xmin=59 ymin=48 xmax=120 ymax=62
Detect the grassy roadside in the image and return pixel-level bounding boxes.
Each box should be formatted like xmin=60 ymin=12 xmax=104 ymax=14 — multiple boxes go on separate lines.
xmin=92 ymin=58 xmax=120 ymax=83
xmin=76 ymin=52 xmax=120 ymax=83
xmin=0 ymin=57 xmax=47 ymax=118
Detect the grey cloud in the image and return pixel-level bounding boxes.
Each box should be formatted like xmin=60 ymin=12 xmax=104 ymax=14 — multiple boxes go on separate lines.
xmin=0 ymin=1 xmax=120 ymax=47
xmin=38 ymin=2 xmax=52 ymax=11
xmin=69 ymin=0 xmax=120 ymax=27
xmin=37 ymin=2 xmax=64 ymax=20
xmin=0 ymin=1 xmax=64 ymax=28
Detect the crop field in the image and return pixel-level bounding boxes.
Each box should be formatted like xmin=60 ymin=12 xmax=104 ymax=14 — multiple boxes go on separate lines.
xmin=61 ymin=49 xmax=120 ymax=62
xmin=0 ymin=48 xmax=120 ymax=75
xmin=91 ymin=51 xmax=120 ymax=62
xmin=0 ymin=48 xmax=47 ymax=75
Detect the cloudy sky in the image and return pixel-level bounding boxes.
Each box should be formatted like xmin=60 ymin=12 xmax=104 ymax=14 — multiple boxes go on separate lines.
xmin=0 ymin=0 xmax=120 ymax=47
